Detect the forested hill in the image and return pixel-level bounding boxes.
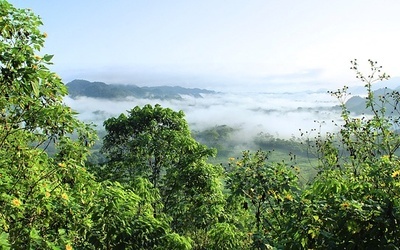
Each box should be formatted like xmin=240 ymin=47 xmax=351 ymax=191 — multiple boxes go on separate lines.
xmin=345 ymin=86 xmax=400 ymax=114
xmin=66 ymin=79 xmax=216 ymax=99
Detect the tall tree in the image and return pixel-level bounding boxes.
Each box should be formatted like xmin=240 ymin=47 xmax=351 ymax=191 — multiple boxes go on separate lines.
xmin=99 ymin=104 xmax=226 ymax=247
xmin=100 ymin=104 xmax=215 ymax=195
xmin=0 ymin=1 xmax=98 ymax=248
xmin=0 ymin=2 xmax=192 ymax=249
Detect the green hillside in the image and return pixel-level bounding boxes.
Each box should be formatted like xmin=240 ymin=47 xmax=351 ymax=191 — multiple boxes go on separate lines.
xmin=346 ymin=87 xmax=400 ymax=115
xmin=66 ymin=79 xmax=216 ymax=99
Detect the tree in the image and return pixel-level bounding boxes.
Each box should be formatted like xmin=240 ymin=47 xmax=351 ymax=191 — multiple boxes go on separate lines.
xmin=283 ymin=60 xmax=400 ymax=249
xmin=192 ymin=125 xmax=237 ymax=158
xmin=0 ymin=3 xmax=190 ymax=249
xmin=226 ymin=150 xmax=299 ymax=249
xmin=100 ymin=104 xmax=211 ymax=187
xmin=0 ymin=1 xmax=98 ymax=248
xmin=99 ymin=104 xmax=226 ymax=247
xmin=85 ymin=180 xmax=192 ymax=250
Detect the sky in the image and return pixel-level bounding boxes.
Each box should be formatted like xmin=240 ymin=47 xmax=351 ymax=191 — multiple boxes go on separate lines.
xmin=9 ymin=0 xmax=400 ymax=92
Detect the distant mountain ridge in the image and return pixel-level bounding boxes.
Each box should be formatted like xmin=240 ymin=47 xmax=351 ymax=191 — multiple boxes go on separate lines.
xmin=346 ymin=87 xmax=400 ymax=114
xmin=66 ymin=79 xmax=216 ymax=99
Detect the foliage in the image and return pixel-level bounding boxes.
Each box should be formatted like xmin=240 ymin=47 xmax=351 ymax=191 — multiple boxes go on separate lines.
xmin=0 ymin=1 xmax=97 ymax=248
xmin=100 ymin=104 xmax=212 ymax=186
xmin=162 ymin=160 xmax=225 ymax=232
xmin=206 ymin=222 xmax=248 ymax=250
xmin=193 ymin=125 xmax=237 ymax=158
xmin=98 ymin=104 xmax=226 ymax=247
xmin=283 ymin=60 xmax=400 ymax=249
xmin=85 ymin=180 xmax=192 ymax=250
xmin=226 ymin=151 xmax=299 ymax=249
xmin=4 ymin=2 xmax=400 ymax=248
xmin=254 ymin=132 xmax=309 ymax=158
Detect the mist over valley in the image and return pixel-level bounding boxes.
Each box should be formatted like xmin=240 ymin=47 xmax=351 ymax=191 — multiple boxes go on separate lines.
xmin=64 ymin=79 xmax=400 ymax=168
xmin=64 ymin=80 xmax=343 ymax=149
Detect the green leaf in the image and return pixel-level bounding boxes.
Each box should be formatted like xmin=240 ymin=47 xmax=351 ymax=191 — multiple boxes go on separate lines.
xmin=31 ymin=80 xmax=39 ymax=97
xmin=0 ymin=232 xmax=10 ymax=249
xmin=42 ymin=54 xmax=54 ymax=62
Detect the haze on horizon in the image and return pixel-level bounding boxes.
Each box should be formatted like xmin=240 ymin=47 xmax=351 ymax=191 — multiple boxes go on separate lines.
xmin=9 ymin=0 xmax=400 ymax=92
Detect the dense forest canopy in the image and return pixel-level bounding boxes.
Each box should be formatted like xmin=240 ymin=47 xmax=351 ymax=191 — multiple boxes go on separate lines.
xmin=2 ymin=1 xmax=400 ymax=249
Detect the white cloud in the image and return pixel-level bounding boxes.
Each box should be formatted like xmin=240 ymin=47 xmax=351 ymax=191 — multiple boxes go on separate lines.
xmin=64 ymin=90 xmax=340 ymax=139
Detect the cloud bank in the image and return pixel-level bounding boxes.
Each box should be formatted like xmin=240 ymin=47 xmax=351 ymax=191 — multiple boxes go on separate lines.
xmin=64 ymin=90 xmax=341 ymax=140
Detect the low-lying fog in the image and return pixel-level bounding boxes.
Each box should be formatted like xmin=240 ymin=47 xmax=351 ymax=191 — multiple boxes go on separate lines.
xmin=64 ymin=90 xmax=342 ymax=140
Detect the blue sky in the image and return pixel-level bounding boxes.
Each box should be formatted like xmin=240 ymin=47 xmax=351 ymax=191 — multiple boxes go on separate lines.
xmin=9 ymin=0 xmax=400 ymax=91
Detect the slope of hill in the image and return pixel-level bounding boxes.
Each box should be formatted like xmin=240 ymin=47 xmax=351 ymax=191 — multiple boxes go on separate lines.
xmin=66 ymin=79 xmax=216 ymax=99
xmin=345 ymin=87 xmax=400 ymax=115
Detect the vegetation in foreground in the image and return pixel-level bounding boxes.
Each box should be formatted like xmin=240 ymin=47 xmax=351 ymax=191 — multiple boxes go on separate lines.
xmin=1 ymin=1 xmax=400 ymax=249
